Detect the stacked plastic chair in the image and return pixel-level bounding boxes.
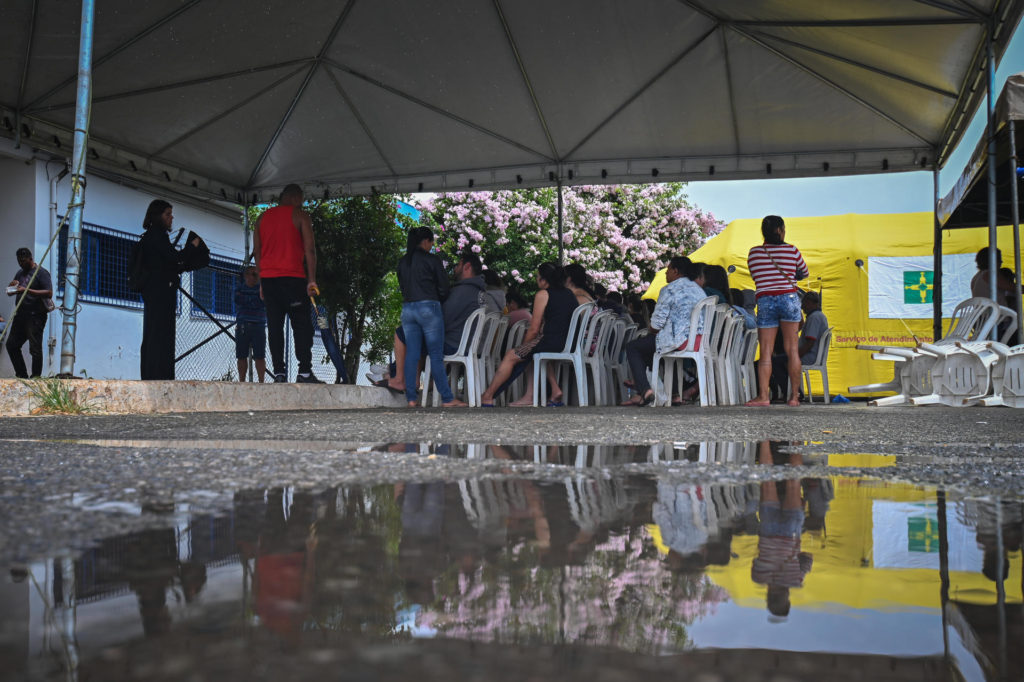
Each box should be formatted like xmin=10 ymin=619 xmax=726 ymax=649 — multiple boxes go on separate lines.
xmin=849 ymin=297 xmax=1002 ymax=406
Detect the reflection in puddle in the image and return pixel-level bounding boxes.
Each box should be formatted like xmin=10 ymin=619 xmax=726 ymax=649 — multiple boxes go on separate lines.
xmin=3 ymin=442 xmax=1022 ymax=681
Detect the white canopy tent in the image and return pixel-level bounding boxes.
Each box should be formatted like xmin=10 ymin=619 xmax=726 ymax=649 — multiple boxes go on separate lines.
xmin=1 ymin=0 xmax=1022 ymax=373
xmin=2 ymin=0 xmax=1022 ymax=202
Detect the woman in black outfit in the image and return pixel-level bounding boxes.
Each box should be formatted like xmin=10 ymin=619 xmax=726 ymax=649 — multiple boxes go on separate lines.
xmin=480 ymin=262 xmax=578 ymax=407
xmin=138 ymin=199 xmax=200 ymax=380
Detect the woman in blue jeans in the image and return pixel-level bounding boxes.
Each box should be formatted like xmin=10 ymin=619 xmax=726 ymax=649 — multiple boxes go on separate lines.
xmin=396 ymin=227 xmax=467 ymax=407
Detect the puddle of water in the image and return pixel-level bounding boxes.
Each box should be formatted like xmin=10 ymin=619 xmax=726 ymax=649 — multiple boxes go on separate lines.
xmin=3 ymin=442 xmax=1022 ymax=681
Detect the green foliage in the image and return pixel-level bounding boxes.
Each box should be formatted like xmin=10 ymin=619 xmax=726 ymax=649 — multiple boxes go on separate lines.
xmin=22 ymin=377 xmax=99 ymax=414
xmin=361 ymin=271 xmax=403 ymax=367
xmin=306 ymin=196 xmax=408 ymax=380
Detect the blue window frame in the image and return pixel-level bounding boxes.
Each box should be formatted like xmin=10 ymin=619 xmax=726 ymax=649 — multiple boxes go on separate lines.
xmin=191 ymin=257 xmax=243 ymax=320
xmin=57 ymin=221 xmax=144 ymax=309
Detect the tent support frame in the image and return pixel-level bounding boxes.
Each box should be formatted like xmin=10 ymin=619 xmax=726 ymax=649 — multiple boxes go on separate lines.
xmin=986 ymin=18 xmax=1000 ymax=333
xmin=933 ymin=167 xmax=943 ymax=342
xmin=58 ymin=0 xmax=95 ymax=377
xmin=1009 ymin=120 xmax=1023 ymax=340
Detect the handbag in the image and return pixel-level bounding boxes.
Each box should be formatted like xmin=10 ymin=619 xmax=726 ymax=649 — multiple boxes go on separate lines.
xmin=43 ymin=298 xmax=56 ymax=313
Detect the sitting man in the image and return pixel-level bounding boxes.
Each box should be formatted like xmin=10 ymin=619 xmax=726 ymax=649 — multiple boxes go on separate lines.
xmin=376 ymin=251 xmax=502 ymax=393
xmin=621 ymin=256 xmax=707 ymax=406
xmin=770 ymin=291 xmax=826 ymax=401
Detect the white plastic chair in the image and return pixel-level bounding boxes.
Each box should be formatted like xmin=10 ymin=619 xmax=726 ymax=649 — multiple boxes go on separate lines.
xmin=851 ymin=297 xmax=1001 ymax=406
xmin=605 ymin=318 xmax=630 ymax=404
xmin=907 ymin=340 xmax=999 ymax=407
xmin=737 ymin=327 xmax=759 ymax=403
xmin=500 ymin=318 xmax=529 ymax=404
xmin=708 ymin=306 xmax=743 ymax=405
xmin=981 ymin=342 xmax=1024 ymax=407
xmin=534 ymin=302 xmax=596 ymax=406
xmin=581 ymin=310 xmax=616 ymax=405
xmin=422 ymin=307 xmax=489 ymax=406
xmin=801 ymin=326 xmax=833 ymax=404
xmin=652 ymin=296 xmax=716 ymax=407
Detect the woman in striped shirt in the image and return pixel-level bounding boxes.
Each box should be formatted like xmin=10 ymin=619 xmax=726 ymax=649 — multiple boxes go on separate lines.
xmin=745 ymin=215 xmax=808 ymax=407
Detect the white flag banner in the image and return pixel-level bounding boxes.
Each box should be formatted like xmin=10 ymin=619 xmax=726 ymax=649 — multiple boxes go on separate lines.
xmin=867 ymin=254 xmax=974 ymax=319
xmin=872 ymin=501 xmax=982 ymax=572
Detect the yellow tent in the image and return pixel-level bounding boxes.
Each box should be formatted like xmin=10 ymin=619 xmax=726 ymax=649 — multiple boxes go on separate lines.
xmin=682 ymin=213 xmax=1024 ymax=396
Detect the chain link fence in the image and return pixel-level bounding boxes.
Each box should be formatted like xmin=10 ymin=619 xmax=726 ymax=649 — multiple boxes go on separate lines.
xmin=175 ymin=261 xmax=345 ymax=383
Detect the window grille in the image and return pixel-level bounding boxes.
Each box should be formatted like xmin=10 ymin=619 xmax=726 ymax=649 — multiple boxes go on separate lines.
xmin=191 ymin=257 xmax=243 ymax=320
xmin=57 ymin=221 xmax=144 ymax=309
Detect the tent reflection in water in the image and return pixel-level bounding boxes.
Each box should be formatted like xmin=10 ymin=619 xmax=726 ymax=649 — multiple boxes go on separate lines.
xmin=669 ymin=474 xmax=1022 ymax=677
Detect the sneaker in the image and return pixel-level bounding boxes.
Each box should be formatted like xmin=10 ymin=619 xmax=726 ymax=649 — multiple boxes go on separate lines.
xmin=296 ymin=373 xmax=324 ymax=384
xmin=273 ymin=373 xmax=287 ymax=383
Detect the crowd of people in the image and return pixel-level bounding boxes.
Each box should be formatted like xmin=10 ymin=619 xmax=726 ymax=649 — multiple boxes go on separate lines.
xmin=379 ymin=214 xmax=830 ymax=408
xmin=1 ymin=189 xmax=833 ymax=401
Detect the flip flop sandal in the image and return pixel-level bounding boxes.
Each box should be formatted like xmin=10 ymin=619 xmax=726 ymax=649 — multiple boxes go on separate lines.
xmin=545 ymin=399 xmax=565 ymax=407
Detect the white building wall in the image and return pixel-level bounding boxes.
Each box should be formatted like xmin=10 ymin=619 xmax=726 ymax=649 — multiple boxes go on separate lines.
xmin=0 ymin=139 xmax=246 ymax=379
xmin=0 ymin=150 xmax=41 ymax=378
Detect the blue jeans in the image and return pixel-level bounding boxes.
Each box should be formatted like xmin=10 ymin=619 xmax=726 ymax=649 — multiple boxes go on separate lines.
xmin=401 ymin=300 xmax=454 ymax=403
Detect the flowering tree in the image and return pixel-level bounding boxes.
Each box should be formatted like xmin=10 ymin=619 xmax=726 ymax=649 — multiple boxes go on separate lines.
xmin=414 ymin=183 xmax=723 ymax=294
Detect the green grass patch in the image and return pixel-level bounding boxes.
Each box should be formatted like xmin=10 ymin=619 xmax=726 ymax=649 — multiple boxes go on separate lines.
xmin=21 ymin=377 xmax=100 ymax=415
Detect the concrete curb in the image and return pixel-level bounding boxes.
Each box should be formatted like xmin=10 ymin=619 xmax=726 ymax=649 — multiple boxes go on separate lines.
xmin=0 ymin=378 xmax=407 ymax=416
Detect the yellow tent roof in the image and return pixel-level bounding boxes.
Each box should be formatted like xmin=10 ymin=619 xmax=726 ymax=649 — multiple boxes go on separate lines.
xmin=685 ymin=212 xmax=1024 ymax=396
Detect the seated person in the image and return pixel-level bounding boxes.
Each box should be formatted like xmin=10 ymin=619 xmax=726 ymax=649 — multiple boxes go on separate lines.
xmin=621 ymin=256 xmax=707 ymax=406
xmin=731 ymin=287 xmax=756 ymax=329
xmin=482 ymin=268 xmax=506 ymax=312
xmin=506 ymin=290 xmax=532 ymax=325
xmin=377 ymin=251 xmax=500 ymax=392
xmin=770 ymin=291 xmax=826 ymax=401
xmin=480 ymin=263 xmax=577 ymax=407
xmin=602 ymin=291 xmax=630 ymax=319
xmin=702 ymin=264 xmax=731 ymax=304
xmin=971 ymin=247 xmax=1013 ymax=306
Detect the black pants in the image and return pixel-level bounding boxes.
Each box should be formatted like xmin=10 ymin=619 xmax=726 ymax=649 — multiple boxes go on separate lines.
xmin=6 ymin=310 xmax=46 ymax=378
xmin=262 ymin=277 xmax=313 ymax=375
xmin=625 ymin=334 xmax=657 ymax=395
xmin=141 ymin=282 xmax=177 ymax=380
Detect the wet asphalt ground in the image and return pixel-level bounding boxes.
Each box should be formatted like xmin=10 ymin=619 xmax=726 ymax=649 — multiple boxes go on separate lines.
xmin=2 ymin=403 xmax=1023 ymax=562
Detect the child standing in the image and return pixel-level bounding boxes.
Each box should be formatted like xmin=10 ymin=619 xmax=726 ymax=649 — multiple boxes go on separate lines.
xmin=235 ymin=266 xmax=267 ymax=382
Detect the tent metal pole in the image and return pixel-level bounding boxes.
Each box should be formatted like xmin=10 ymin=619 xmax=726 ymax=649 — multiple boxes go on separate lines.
xmin=933 ymin=166 xmax=943 ymax=342
xmin=937 ymin=489 xmax=950 ymax=666
xmin=986 ymin=19 xmax=999 ymax=337
xmin=1010 ymin=120 xmax=1023 ymax=341
xmin=557 ymin=177 xmax=564 ymax=265
xmin=58 ymin=0 xmax=95 ymax=377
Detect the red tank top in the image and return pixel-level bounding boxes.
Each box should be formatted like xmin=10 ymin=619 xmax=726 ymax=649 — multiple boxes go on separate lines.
xmin=259 ymin=205 xmax=306 ymax=278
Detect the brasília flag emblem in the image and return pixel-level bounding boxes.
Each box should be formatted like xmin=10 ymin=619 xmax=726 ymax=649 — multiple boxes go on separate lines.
xmin=903 ymin=270 xmax=934 ymax=304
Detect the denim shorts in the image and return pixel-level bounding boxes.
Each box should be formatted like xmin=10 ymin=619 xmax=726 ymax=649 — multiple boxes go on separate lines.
xmin=235 ymin=322 xmax=267 ymax=359
xmin=756 ymin=292 xmax=802 ymax=328
xmin=759 ymin=502 xmax=805 ymax=537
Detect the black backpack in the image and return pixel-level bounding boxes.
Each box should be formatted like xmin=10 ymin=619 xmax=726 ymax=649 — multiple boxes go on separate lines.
xmin=126 ymin=236 xmax=147 ymax=293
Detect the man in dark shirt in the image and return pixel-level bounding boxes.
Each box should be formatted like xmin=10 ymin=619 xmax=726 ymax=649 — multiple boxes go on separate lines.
xmin=6 ymin=248 xmax=53 ymax=378
xmin=374 ymin=252 xmax=499 ymax=393
xmin=234 ymin=266 xmax=267 ymax=382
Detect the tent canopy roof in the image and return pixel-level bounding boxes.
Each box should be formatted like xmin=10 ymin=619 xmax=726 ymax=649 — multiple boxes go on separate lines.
xmin=2 ymin=0 xmax=1022 ymax=206
xmin=939 ymin=71 xmax=1024 ymax=229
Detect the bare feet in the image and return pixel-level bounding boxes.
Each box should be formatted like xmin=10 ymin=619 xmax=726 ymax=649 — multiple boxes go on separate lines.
xmin=407 ymin=400 xmax=419 ymax=407
xmin=786 ymin=398 xmax=801 ymax=407
xmin=508 ymin=397 xmax=534 ymax=407
xmin=744 ymin=399 xmax=771 ymax=407
xmin=442 ymin=399 xmax=468 ymax=407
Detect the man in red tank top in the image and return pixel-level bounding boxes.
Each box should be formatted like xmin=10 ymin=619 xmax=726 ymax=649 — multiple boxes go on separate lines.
xmin=253 ymin=184 xmax=322 ymax=382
